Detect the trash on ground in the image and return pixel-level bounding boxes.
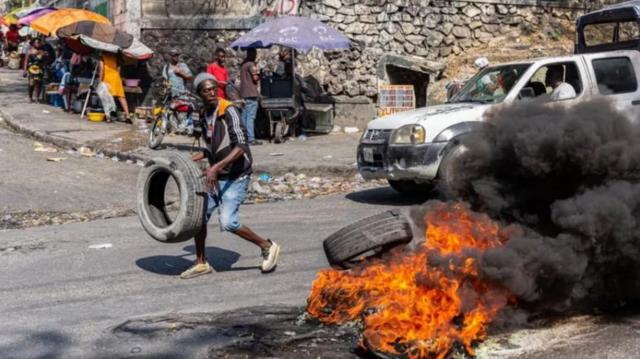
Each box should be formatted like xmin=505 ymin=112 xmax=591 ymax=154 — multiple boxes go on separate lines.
xmin=269 ymin=152 xmax=284 ymax=156
xmin=88 ymin=243 xmax=113 ymax=249
xmin=33 ymin=142 xmax=57 ymax=153
xmin=111 ymin=156 xmax=119 ymax=162
xmin=344 ymin=127 xmax=359 ymax=134
xmin=78 ymin=146 xmax=96 ymax=157
xmin=41 ymin=110 xmax=51 ymax=114
xmin=111 ymin=138 xmax=123 ymax=144
xmin=323 ymin=155 xmax=333 ymax=160
xmin=46 ymin=157 xmax=67 ymax=162
xmin=246 ymin=172 xmax=386 ymax=203
xmin=258 ymin=173 xmax=272 ymax=182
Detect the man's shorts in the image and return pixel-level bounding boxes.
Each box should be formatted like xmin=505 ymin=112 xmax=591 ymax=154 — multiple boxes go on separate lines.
xmin=205 ymin=175 xmax=250 ymax=232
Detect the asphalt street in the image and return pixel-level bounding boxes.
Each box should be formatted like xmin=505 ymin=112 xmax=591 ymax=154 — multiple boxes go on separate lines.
xmin=0 ymin=189 xmax=418 ymax=358
xmin=0 ymin=122 xmax=139 ymax=214
xmin=1 ymin=83 xmax=639 ymax=358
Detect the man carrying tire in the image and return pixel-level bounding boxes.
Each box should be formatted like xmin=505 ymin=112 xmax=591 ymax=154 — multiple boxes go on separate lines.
xmin=181 ymin=72 xmax=280 ymax=279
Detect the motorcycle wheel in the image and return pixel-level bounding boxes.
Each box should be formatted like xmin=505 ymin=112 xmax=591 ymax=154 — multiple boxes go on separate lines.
xmin=148 ymin=114 xmax=167 ymax=149
xmin=273 ymin=121 xmax=289 ymax=144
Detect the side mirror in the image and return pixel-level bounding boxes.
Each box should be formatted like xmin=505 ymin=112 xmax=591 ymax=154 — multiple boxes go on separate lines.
xmin=519 ymin=87 xmax=535 ymax=99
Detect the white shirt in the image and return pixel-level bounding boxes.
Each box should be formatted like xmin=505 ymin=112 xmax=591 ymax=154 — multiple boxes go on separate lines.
xmin=550 ymin=82 xmax=577 ymax=101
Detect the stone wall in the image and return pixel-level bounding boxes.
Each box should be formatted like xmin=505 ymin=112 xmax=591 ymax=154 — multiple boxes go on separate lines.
xmin=143 ymin=1 xmax=618 ymax=92
xmin=139 ymin=0 xmax=623 ymax=126
xmin=297 ymin=0 xmax=615 ymax=99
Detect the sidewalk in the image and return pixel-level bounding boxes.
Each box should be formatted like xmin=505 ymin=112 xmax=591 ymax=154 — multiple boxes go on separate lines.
xmin=0 ymin=68 xmax=361 ymax=175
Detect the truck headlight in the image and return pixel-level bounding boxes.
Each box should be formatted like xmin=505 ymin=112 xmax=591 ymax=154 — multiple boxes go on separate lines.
xmin=390 ymin=124 xmax=426 ymax=145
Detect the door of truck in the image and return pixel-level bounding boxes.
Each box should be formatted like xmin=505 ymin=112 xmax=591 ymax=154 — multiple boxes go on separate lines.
xmin=582 ymin=51 xmax=640 ymax=122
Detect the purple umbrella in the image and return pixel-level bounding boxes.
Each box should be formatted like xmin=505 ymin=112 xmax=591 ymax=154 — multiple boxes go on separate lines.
xmin=18 ymin=8 xmax=56 ymax=26
xmin=231 ymin=16 xmax=350 ymax=53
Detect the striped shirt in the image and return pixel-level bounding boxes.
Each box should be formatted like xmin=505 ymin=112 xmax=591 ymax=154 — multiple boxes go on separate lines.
xmin=201 ymin=99 xmax=252 ymax=180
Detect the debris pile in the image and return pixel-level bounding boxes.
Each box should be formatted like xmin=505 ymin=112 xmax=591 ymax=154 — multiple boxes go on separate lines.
xmin=247 ymin=172 xmax=385 ymax=203
xmin=0 ymin=208 xmax=135 ymax=230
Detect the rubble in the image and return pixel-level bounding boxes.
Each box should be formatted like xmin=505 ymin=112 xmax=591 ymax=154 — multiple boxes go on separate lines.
xmin=0 ymin=208 xmax=135 ymax=230
xmin=245 ymin=172 xmax=385 ymax=204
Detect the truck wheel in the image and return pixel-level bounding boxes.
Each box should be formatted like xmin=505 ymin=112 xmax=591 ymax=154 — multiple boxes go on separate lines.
xmin=323 ymin=210 xmax=413 ymax=269
xmin=388 ymin=179 xmax=433 ymax=195
xmin=438 ymin=144 xmax=471 ymax=199
xmin=137 ymin=152 xmax=206 ymax=243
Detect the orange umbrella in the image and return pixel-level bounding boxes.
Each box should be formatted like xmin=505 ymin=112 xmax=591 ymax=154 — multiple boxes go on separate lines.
xmin=31 ymin=8 xmax=110 ymax=36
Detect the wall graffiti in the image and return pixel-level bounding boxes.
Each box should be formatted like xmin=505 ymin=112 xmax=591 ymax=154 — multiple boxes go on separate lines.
xmin=145 ymin=0 xmax=297 ymax=18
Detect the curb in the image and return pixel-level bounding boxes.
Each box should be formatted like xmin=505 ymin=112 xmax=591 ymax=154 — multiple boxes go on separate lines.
xmin=0 ymin=107 xmax=150 ymax=164
xmin=1 ymin=107 xmax=359 ymax=176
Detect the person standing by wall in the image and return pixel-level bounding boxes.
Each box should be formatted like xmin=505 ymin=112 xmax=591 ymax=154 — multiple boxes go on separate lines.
xmin=206 ymin=48 xmax=229 ymax=99
xmin=239 ymin=48 xmax=262 ymax=146
xmin=98 ymin=52 xmax=130 ymax=120
xmin=162 ymin=49 xmax=193 ymax=97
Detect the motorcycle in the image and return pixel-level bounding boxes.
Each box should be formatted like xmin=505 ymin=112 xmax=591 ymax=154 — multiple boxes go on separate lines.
xmin=148 ymin=81 xmax=201 ymax=149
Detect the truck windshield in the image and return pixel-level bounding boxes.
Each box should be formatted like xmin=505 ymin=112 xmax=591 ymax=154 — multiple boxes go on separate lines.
xmin=449 ymin=64 xmax=532 ymax=104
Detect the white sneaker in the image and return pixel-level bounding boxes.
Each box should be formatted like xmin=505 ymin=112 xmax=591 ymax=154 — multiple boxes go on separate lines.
xmin=261 ymin=240 xmax=280 ymax=273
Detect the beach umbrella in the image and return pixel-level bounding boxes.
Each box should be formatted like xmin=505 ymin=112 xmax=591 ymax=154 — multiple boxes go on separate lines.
xmin=57 ymin=21 xmax=153 ymax=60
xmin=31 ymin=8 xmax=110 ymax=36
xmin=3 ymin=14 xmax=18 ymax=25
xmin=18 ymin=8 xmax=55 ymax=26
xmin=230 ymin=16 xmax=350 ymax=53
xmin=14 ymin=4 xmax=47 ymax=18
xmin=57 ymin=21 xmax=133 ymax=48
xmin=122 ymin=38 xmax=154 ymax=60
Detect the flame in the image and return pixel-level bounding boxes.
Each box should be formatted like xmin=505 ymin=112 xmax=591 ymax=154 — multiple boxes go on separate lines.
xmin=306 ymin=203 xmax=512 ymax=358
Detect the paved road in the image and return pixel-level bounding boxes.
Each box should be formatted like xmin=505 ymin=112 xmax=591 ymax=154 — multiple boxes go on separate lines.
xmin=0 ymin=189 xmax=419 ymax=358
xmin=0 ymin=123 xmax=139 ymax=214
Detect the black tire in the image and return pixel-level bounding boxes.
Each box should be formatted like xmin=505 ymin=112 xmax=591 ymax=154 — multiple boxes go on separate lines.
xmin=137 ymin=152 xmax=206 ymax=243
xmin=437 ymin=144 xmax=470 ymax=199
xmin=388 ymin=179 xmax=433 ymax=195
xmin=323 ymin=210 xmax=413 ymax=269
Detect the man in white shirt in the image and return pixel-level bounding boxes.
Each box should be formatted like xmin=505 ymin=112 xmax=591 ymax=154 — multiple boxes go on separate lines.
xmin=546 ymin=65 xmax=577 ymax=101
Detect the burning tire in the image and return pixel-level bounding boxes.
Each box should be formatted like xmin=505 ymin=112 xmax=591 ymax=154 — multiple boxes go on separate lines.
xmin=438 ymin=143 xmax=471 ymax=198
xmin=137 ymin=152 xmax=206 ymax=243
xmin=323 ymin=210 xmax=413 ymax=269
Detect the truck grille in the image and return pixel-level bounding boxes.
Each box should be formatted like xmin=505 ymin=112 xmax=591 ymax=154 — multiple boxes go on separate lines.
xmin=361 ymin=129 xmax=392 ymax=144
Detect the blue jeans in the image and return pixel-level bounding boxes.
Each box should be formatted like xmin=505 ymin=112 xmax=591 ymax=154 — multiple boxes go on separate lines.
xmin=204 ymin=176 xmax=250 ymax=232
xmin=241 ymin=98 xmax=258 ymax=142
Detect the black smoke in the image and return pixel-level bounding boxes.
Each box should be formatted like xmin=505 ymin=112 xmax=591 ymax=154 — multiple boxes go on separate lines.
xmin=431 ymin=99 xmax=640 ymax=311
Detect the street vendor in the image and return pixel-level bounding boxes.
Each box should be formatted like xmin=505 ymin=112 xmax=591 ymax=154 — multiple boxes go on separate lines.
xmin=97 ymin=52 xmax=130 ymax=120
xmin=180 ymin=72 xmax=280 ymax=279
xmin=5 ymin=24 xmax=20 ymax=53
xmin=23 ymin=38 xmax=45 ymax=103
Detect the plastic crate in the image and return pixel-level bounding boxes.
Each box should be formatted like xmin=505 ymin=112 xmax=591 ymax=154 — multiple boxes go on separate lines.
xmin=377 ymin=84 xmax=415 ymax=116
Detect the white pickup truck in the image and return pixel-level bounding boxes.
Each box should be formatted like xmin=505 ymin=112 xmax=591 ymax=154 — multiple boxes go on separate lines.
xmin=358 ymin=50 xmax=640 ymax=195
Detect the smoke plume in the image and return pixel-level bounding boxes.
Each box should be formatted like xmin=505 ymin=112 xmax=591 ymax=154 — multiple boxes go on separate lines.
xmin=435 ymin=99 xmax=640 ymax=310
